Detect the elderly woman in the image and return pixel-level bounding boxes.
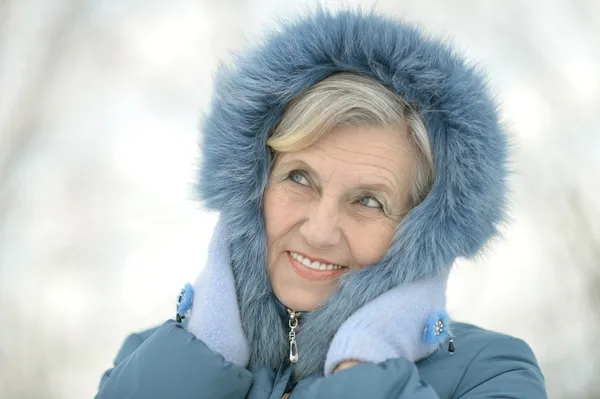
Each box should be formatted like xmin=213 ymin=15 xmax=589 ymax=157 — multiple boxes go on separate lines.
xmin=96 ymin=10 xmax=547 ymax=399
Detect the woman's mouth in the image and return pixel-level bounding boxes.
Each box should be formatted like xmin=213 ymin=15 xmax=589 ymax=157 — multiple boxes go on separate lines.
xmin=287 ymin=251 xmax=348 ymax=281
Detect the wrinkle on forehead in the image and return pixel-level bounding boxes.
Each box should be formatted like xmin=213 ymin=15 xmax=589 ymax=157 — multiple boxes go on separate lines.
xmin=303 ymin=125 xmax=416 ymax=190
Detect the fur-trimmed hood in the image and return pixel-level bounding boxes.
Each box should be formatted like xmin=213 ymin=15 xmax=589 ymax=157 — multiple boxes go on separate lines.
xmin=196 ymin=9 xmax=508 ymax=378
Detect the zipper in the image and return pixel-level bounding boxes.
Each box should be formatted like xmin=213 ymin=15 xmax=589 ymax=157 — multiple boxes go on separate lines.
xmin=287 ymin=308 xmax=300 ymax=363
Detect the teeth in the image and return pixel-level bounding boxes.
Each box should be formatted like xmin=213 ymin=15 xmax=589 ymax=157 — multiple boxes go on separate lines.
xmin=289 ymin=251 xmax=344 ymax=271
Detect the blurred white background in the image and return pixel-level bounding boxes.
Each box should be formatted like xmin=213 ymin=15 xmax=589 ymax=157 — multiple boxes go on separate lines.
xmin=1 ymin=1 xmax=599 ymax=398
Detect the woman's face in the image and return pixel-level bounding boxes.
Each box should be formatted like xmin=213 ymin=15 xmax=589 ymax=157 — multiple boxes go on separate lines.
xmin=264 ymin=124 xmax=418 ymax=311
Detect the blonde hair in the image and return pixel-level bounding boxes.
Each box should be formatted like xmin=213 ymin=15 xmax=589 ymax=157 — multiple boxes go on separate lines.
xmin=267 ymin=73 xmax=435 ymax=206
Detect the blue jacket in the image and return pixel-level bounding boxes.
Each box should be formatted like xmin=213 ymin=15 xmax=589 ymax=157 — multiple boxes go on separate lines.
xmin=96 ymin=320 xmax=546 ymax=398
xmin=97 ymin=9 xmax=547 ymax=398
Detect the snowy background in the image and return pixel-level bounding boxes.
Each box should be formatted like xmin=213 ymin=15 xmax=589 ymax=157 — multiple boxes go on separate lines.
xmin=1 ymin=1 xmax=599 ymax=398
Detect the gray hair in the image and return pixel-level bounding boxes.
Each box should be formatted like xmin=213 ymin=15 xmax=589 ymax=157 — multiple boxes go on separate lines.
xmin=267 ymin=72 xmax=434 ymax=206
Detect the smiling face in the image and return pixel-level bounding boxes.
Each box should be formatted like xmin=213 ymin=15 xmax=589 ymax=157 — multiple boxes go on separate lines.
xmin=263 ymin=124 xmax=418 ymax=311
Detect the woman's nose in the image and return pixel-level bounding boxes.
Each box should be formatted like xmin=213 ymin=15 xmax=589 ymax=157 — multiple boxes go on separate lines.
xmin=299 ymin=198 xmax=342 ymax=249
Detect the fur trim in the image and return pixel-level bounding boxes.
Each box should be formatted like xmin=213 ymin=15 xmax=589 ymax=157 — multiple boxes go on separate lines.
xmin=196 ymin=9 xmax=508 ymax=378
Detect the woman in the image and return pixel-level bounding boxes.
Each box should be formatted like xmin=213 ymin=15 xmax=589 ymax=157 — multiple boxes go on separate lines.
xmin=96 ymin=9 xmax=547 ymax=399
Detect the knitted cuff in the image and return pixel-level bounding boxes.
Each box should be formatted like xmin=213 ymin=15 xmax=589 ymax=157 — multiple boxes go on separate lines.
xmin=324 ymin=327 xmax=402 ymax=375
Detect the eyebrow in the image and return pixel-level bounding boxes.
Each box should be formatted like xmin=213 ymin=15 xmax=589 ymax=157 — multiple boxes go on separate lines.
xmin=279 ymin=158 xmax=398 ymax=198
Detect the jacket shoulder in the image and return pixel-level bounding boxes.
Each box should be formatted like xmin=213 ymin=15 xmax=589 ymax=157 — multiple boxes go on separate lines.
xmin=111 ymin=325 xmax=160 ymax=364
xmin=418 ymin=322 xmax=547 ymax=398
xmin=96 ymin=321 xmax=252 ymax=399
xmin=110 ymin=318 xmax=192 ymax=364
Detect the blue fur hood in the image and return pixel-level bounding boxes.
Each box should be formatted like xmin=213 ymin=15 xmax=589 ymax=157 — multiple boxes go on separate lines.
xmin=196 ymin=9 xmax=508 ymax=378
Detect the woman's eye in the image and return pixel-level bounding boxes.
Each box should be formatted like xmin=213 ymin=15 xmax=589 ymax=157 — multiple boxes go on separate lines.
xmin=358 ymin=196 xmax=383 ymax=209
xmin=288 ymin=170 xmax=310 ymax=186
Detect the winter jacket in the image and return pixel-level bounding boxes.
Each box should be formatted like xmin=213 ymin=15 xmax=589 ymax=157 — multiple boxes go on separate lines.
xmin=96 ymin=319 xmax=546 ymax=398
xmin=97 ymin=8 xmax=547 ymax=398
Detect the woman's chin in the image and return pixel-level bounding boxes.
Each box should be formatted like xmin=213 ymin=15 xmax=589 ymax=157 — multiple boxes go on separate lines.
xmin=274 ymin=288 xmax=328 ymax=312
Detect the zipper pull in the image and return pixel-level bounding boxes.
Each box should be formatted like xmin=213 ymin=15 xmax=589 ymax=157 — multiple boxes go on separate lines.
xmin=287 ymin=309 xmax=300 ymax=363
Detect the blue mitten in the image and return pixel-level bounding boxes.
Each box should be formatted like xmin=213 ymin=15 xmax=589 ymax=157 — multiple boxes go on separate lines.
xmin=185 ymin=219 xmax=250 ymax=367
xmin=324 ymin=271 xmax=450 ymax=375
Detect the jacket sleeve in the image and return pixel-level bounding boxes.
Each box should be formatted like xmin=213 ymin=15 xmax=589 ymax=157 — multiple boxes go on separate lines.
xmin=95 ymin=320 xmax=253 ymax=399
xmin=289 ymin=359 xmax=440 ymax=399
xmin=289 ymin=336 xmax=546 ymax=399
xmin=454 ymin=336 xmax=547 ymax=398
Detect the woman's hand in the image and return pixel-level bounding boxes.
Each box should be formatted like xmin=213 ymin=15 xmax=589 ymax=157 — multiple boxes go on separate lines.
xmin=333 ymin=360 xmax=362 ymax=373
xmin=324 ymin=272 xmax=449 ymax=375
xmin=185 ymin=220 xmax=250 ymax=367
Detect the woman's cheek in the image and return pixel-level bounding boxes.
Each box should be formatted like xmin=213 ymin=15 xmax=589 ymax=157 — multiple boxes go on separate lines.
xmin=265 ymin=184 xmax=305 ymax=241
xmin=348 ymin=225 xmax=396 ymax=268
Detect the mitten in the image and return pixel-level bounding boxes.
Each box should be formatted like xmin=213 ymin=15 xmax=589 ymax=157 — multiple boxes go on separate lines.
xmin=185 ymin=219 xmax=250 ymax=367
xmin=324 ymin=271 xmax=450 ymax=375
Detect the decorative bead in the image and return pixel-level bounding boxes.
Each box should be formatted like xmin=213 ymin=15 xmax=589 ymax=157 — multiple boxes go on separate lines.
xmin=423 ymin=310 xmax=450 ymax=345
xmin=176 ymin=282 xmax=194 ymax=323
xmin=432 ymin=319 xmax=444 ymax=336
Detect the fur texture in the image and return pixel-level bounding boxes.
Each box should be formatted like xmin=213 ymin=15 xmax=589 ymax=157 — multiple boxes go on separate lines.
xmin=196 ymin=9 xmax=508 ymax=378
